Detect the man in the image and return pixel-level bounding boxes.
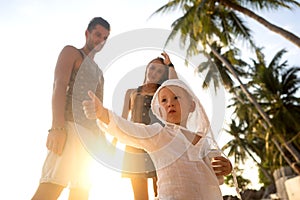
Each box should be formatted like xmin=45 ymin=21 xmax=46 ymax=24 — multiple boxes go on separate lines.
xmin=32 ymin=17 xmax=110 ymax=200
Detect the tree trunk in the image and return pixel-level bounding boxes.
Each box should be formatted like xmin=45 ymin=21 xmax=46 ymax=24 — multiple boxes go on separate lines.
xmin=219 ymin=0 xmax=300 ymax=48
xmin=208 ymin=44 xmax=300 ymax=173
xmin=209 ymin=45 xmax=272 ymax=128
xmin=284 ymin=139 xmax=300 ymax=163
xmin=245 ymin=142 xmax=273 ymax=182
xmin=272 ymin=138 xmax=294 ymax=166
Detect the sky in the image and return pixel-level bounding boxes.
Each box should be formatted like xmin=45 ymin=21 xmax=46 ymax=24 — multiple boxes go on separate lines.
xmin=0 ymin=0 xmax=299 ymax=199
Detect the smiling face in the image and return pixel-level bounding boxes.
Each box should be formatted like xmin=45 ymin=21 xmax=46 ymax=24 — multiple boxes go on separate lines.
xmin=158 ymin=85 xmax=195 ymax=126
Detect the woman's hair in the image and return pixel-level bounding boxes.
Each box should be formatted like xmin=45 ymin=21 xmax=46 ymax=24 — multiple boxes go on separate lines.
xmin=143 ymin=57 xmax=169 ymax=85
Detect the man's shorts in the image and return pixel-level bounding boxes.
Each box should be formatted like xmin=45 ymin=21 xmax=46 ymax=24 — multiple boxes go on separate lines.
xmin=39 ymin=122 xmax=94 ymax=189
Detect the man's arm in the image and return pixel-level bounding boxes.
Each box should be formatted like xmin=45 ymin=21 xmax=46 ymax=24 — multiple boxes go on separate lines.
xmin=46 ymin=46 xmax=80 ymax=155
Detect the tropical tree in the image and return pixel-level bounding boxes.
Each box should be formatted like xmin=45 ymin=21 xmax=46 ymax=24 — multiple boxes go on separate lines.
xmin=215 ymin=0 xmax=300 ymax=47
xmin=249 ymin=48 xmax=300 ymax=166
xmin=225 ymin=48 xmax=300 ymax=186
xmin=153 ymin=0 xmax=300 ymax=48
xmin=197 ymin=41 xmax=248 ymax=91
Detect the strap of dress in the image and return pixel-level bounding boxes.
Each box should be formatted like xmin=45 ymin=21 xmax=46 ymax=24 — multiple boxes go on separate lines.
xmin=78 ymin=48 xmax=85 ymax=59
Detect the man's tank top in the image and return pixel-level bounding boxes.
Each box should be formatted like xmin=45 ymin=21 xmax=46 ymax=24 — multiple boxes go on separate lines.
xmin=65 ymin=49 xmax=104 ymax=132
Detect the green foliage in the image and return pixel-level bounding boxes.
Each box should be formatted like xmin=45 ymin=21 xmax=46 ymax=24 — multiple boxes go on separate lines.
xmin=224 ymin=168 xmax=251 ymax=190
xmin=226 ymin=48 xmax=300 ymax=187
xmin=151 ymin=0 xmax=300 ymax=190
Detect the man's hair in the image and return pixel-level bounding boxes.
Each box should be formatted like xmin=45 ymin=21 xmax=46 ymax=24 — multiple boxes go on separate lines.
xmin=87 ymin=17 xmax=110 ymax=32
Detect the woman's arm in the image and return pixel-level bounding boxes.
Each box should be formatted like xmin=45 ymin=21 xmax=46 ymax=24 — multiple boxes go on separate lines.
xmin=121 ymin=89 xmax=134 ymax=119
xmin=161 ymin=51 xmax=178 ymax=79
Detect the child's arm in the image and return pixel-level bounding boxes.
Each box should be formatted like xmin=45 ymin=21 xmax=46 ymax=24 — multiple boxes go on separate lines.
xmin=111 ymin=88 xmax=133 ymax=146
xmin=82 ymin=90 xmax=110 ymax=124
xmin=83 ymin=91 xmax=162 ymax=149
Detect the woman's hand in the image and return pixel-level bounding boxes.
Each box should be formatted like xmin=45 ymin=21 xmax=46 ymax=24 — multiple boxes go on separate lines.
xmin=161 ymin=51 xmax=178 ymax=79
xmin=161 ymin=51 xmax=172 ymax=65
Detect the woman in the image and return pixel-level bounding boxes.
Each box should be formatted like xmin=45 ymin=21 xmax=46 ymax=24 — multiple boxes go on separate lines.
xmin=119 ymin=52 xmax=177 ymax=200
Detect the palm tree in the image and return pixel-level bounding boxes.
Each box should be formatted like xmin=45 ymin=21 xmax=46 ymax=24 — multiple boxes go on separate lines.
xmin=223 ymin=118 xmax=274 ymax=184
xmin=153 ymin=0 xmax=300 ymax=48
xmin=216 ymin=0 xmax=300 ymax=47
xmin=152 ymin=0 xmax=300 ymax=173
xmin=226 ymin=48 xmax=300 ymax=182
xmin=152 ymin=0 xmax=285 ymax=131
xmin=197 ymin=42 xmax=248 ymax=91
xmin=249 ymin=48 xmax=300 ymax=165
xmin=223 ymin=48 xmax=300 ymax=189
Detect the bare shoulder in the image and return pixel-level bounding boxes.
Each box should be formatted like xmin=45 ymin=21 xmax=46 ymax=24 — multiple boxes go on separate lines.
xmin=125 ymin=88 xmax=137 ymax=97
xmin=60 ymin=45 xmax=81 ymax=57
xmin=123 ymin=88 xmax=137 ymax=102
xmin=126 ymin=88 xmax=136 ymax=94
xmin=57 ymin=45 xmax=83 ymax=70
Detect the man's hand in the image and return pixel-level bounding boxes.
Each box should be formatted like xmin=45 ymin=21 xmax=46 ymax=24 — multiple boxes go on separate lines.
xmin=46 ymin=130 xmax=67 ymax=155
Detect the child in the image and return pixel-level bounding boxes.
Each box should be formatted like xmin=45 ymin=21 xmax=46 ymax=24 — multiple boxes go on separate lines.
xmin=83 ymin=79 xmax=231 ymax=199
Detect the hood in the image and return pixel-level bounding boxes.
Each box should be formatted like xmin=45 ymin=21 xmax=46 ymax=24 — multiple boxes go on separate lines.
xmin=151 ymin=79 xmax=220 ymax=157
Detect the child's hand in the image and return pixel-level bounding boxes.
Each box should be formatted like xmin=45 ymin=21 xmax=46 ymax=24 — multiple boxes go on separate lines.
xmin=211 ymin=156 xmax=232 ymax=176
xmin=82 ymin=91 xmax=102 ymax=119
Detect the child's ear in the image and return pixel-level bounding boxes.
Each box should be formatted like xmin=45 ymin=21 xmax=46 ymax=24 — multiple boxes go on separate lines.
xmin=189 ymin=101 xmax=196 ymax=112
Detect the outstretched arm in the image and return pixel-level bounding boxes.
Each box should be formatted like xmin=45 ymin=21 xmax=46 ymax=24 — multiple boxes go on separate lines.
xmin=83 ymin=91 xmax=162 ymax=149
xmin=111 ymin=89 xmax=133 ymax=146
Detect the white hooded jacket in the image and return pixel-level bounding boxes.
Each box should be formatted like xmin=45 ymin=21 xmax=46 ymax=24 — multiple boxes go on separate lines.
xmin=97 ymin=79 xmax=223 ymax=200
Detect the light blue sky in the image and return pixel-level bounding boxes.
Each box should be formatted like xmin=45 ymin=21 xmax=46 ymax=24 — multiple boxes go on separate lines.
xmin=0 ymin=1 xmax=299 ymax=199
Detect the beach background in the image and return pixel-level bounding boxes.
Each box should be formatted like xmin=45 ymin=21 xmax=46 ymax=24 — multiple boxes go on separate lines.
xmin=0 ymin=0 xmax=299 ymax=199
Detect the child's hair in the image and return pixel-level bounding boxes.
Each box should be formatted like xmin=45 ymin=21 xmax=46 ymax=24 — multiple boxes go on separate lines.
xmin=87 ymin=17 xmax=110 ymax=32
xmin=143 ymin=57 xmax=169 ymax=85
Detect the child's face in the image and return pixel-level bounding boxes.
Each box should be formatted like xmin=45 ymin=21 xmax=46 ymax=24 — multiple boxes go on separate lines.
xmin=158 ymin=85 xmax=194 ymax=126
xmin=145 ymin=60 xmax=166 ymax=84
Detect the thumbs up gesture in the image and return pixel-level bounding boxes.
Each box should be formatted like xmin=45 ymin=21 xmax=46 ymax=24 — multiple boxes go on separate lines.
xmin=82 ymin=91 xmax=109 ymax=123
